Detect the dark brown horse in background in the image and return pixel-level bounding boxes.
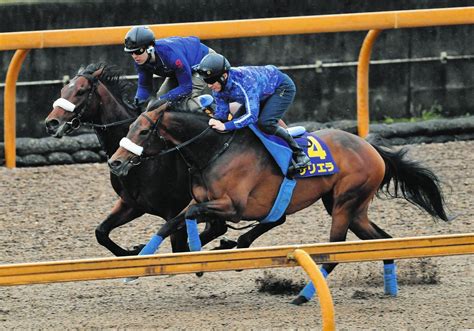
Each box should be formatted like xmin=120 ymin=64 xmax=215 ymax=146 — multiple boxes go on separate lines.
xmin=108 ymin=103 xmax=451 ymax=303
xmin=44 ymin=63 xmax=233 ymax=256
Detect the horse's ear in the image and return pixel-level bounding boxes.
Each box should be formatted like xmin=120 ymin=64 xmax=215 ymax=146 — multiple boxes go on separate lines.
xmin=77 ymin=65 xmax=86 ymax=75
xmin=62 ymin=75 xmax=71 ymax=87
xmin=93 ymin=64 xmax=106 ymax=77
xmin=145 ymin=97 xmax=168 ymax=112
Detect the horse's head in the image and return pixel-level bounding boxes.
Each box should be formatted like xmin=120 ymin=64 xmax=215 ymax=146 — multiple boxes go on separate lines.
xmin=108 ymin=103 xmax=168 ymax=176
xmin=45 ymin=65 xmax=104 ymax=137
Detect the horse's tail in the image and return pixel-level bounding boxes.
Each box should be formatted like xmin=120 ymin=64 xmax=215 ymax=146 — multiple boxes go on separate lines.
xmin=371 ymin=143 xmax=451 ymax=222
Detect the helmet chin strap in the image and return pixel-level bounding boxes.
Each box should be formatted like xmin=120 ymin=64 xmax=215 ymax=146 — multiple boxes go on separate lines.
xmin=218 ymin=73 xmax=228 ymax=89
xmin=144 ymin=52 xmax=154 ymax=64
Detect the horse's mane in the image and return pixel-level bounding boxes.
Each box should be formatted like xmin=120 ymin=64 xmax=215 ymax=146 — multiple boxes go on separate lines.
xmin=78 ymin=63 xmax=135 ymax=110
xmin=163 ymin=98 xmax=213 ymax=122
xmin=167 ymin=105 xmax=210 ymax=117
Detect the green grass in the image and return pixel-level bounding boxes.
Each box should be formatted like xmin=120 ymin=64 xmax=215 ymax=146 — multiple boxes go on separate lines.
xmin=381 ymin=102 xmax=444 ymax=124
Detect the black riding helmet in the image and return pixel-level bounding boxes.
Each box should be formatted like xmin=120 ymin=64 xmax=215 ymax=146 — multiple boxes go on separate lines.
xmin=124 ymin=26 xmax=155 ymax=53
xmin=194 ymin=53 xmax=231 ymax=87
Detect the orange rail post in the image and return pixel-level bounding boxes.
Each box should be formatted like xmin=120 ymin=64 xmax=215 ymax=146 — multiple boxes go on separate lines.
xmin=4 ymin=49 xmax=30 ymax=168
xmin=357 ymin=30 xmax=382 ymax=138
xmin=292 ymin=249 xmax=336 ymax=331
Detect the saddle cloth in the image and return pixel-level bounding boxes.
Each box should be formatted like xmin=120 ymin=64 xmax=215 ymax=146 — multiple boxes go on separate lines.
xmin=248 ymin=124 xmax=339 ymax=178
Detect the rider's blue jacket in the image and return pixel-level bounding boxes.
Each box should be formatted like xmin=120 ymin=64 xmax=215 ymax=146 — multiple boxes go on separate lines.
xmin=212 ymin=66 xmax=285 ymax=131
xmin=134 ymin=36 xmax=210 ymax=102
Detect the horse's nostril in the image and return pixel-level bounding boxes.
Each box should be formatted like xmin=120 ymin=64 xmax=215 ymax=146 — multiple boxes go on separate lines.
xmin=45 ymin=119 xmax=59 ymax=130
xmin=108 ymin=159 xmax=122 ymax=169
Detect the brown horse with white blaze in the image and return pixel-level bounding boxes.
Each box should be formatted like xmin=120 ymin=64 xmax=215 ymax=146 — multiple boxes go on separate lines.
xmin=108 ymin=102 xmax=450 ymax=304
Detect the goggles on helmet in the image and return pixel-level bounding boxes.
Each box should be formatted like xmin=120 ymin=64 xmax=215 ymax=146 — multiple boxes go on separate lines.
xmin=203 ymin=76 xmax=221 ymax=84
xmin=126 ymin=48 xmax=146 ymax=55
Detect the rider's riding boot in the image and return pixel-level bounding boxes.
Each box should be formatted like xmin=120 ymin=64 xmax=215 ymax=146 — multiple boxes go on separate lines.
xmin=273 ymin=127 xmax=311 ymax=171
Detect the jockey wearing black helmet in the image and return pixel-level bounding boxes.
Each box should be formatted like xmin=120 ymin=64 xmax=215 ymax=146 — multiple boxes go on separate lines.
xmin=194 ymin=53 xmax=231 ymax=88
xmin=195 ymin=53 xmax=311 ymax=172
xmin=123 ymin=26 xmax=215 ymax=111
xmin=124 ymin=26 xmax=156 ymax=54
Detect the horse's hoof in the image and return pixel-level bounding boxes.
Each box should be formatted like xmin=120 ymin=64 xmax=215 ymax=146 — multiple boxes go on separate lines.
xmin=130 ymin=244 xmax=146 ymax=255
xmin=195 ymin=272 xmax=204 ymax=277
xmin=290 ymin=296 xmax=309 ymax=305
xmin=123 ymin=277 xmax=139 ymax=284
xmin=212 ymin=238 xmax=238 ymax=250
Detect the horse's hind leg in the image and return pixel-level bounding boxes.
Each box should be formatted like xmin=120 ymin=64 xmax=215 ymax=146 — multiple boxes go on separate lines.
xmin=293 ymin=185 xmax=379 ymax=305
xmin=95 ymin=198 xmax=145 ymax=256
xmin=349 ymin=211 xmax=398 ymax=296
xmin=292 ymin=193 xmax=356 ymax=305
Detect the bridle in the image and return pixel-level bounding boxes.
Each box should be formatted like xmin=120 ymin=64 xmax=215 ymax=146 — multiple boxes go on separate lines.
xmin=123 ymin=109 xmax=236 ymax=173
xmin=52 ymin=73 xmax=135 ymax=134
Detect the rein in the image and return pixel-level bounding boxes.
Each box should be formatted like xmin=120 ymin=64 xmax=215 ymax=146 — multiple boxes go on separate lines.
xmin=84 ymin=117 xmax=136 ymax=130
xmin=158 ymin=127 xmax=212 ymax=157
xmin=192 ymin=130 xmax=236 ymax=173
xmin=136 ymin=111 xmax=236 ymax=173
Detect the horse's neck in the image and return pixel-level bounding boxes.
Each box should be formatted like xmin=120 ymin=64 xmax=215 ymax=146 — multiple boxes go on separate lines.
xmin=98 ymin=85 xmax=136 ymax=125
xmin=165 ymin=112 xmax=230 ymax=166
xmin=96 ymin=87 xmax=138 ymax=156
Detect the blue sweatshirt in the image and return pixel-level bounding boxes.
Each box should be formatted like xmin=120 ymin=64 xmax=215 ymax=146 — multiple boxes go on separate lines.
xmin=134 ymin=36 xmax=210 ymax=102
xmin=212 ymin=66 xmax=285 ymax=131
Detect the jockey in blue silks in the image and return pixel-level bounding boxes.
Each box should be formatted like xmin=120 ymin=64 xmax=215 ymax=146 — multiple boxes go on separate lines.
xmin=124 ymin=26 xmax=214 ymax=111
xmin=194 ymin=53 xmax=311 ymax=171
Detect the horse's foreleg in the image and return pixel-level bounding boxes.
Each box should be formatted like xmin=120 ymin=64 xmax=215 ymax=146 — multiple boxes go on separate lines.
xmin=199 ymin=220 xmax=229 ymax=247
xmin=186 ymin=196 xmax=240 ymax=220
xmin=236 ymin=216 xmax=286 ymax=248
xmin=132 ymin=213 xmax=187 ymax=257
xmin=123 ymin=213 xmax=187 ymax=283
xmin=184 ymin=196 xmax=241 ymax=251
xmin=95 ymin=198 xmax=144 ymax=256
xmin=169 ymin=227 xmax=189 ymax=253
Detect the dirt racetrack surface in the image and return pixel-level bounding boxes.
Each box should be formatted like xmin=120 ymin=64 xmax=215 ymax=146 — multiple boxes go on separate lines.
xmin=0 ymin=140 xmax=473 ymax=330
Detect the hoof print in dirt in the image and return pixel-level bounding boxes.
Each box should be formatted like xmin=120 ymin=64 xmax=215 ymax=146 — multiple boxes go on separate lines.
xmin=256 ymin=271 xmax=305 ymax=295
xmin=351 ymin=290 xmax=378 ymax=300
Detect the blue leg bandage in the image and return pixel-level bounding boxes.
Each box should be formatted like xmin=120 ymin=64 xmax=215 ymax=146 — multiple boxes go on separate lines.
xmin=298 ymin=267 xmax=329 ymax=300
xmin=383 ymin=263 xmax=398 ymax=296
xmin=186 ymin=219 xmax=202 ymax=252
xmin=138 ymin=234 xmax=163 ymax=255
xmin=124 ymin=234 xmax=163 ymax=283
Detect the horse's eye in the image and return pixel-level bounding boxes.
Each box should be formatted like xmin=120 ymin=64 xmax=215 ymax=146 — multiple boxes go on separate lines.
xmin=76 ymin=89 xmax=86 ymax=96
xmin=140 ymin=129 xmax=150 ymax=136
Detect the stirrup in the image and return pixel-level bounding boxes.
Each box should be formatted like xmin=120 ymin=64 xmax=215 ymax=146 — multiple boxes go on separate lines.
xmin=293 ymin=154 xmax=311 ymax=170
xmin=287 ymin=158 xmax=309 ymax=178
